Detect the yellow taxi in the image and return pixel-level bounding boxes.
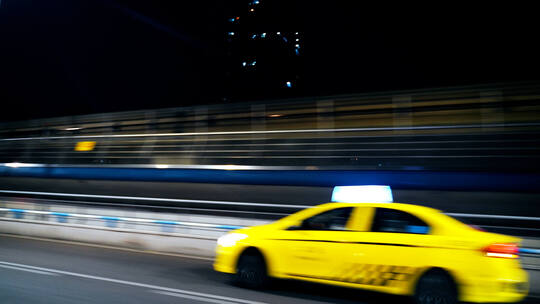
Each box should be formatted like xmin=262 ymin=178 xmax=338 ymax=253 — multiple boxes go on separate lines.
xmin=214 ymin=193 xmax=529 ymax=304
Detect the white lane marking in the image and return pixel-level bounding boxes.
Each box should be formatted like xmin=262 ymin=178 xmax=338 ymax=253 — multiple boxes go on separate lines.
xmin=152 ymin=290 xmax=242 ymax=304
xmin=0 ymin=261 xmax=266 ymax=304
xmin=0 ymin=264 xmax=58 ymax=276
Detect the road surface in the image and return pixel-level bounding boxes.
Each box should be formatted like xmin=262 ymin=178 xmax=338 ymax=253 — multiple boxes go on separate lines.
xmin=0 ymin=234 xmax=538 ymax=304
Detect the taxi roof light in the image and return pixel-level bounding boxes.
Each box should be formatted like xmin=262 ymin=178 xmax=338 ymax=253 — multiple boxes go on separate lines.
xmin=331 ymin=185 xmax=393 ymax=203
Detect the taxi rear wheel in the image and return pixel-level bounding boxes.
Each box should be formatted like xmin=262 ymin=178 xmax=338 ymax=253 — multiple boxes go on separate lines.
xmin=234 ymin=252 xmax=268 ymax=289
xmin=414 ymin=269 xmax=457 ymax=304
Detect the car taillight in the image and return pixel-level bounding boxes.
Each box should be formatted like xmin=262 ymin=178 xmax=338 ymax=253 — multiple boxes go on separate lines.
xmin=483 ymin=243 xmax=519 ymax=259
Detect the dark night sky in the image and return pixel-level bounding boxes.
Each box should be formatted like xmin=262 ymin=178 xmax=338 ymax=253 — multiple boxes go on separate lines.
xmin=1 ymin=1 xmax=539 ymax=122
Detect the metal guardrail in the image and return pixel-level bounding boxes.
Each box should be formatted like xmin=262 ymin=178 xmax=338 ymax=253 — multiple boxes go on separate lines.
xmin=1 ymin=82 xmax=539 ymax=137
xmin=0 ymin=190 xmax=310 ymax=209
xmin=1 ymin=124 xmax=540 ymax=171
xmin=1 ymin=83 xmax=539 ymax=171
xmin=2 ymin=122 xmax=540 ymax=141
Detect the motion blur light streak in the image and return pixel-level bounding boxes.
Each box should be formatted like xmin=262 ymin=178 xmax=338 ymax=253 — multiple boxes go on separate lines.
xmin=3 ymin=162 xmax=42 ymax=168
xmin=74 ymin=141 xmax=96 ymax=151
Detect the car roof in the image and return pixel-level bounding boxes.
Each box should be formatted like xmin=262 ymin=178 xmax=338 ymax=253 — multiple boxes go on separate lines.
xmin=319 ymin=202 xmax=441 ymax=214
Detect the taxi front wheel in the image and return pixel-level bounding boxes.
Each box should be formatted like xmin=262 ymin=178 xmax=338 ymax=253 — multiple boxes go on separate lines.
xmin=234 ymin=253 xmax=269 ymax=289
xmin=414 ymin=269 xmax=457 ymax=304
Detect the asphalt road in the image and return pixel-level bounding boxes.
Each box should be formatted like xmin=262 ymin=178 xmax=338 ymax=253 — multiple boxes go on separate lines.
xmin=1 ymin=235 xmax=539 ymax=304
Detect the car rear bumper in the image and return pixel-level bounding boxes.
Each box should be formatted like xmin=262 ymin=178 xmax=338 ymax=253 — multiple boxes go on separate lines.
xmin=459 ymin=269 xmax=529 ymax=303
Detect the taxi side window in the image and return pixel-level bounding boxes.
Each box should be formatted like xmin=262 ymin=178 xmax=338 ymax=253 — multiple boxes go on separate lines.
xmin=299 ymin=207 xmax=354 ymax=231
xmin=371 ymin=208 xmax=430 ymax=234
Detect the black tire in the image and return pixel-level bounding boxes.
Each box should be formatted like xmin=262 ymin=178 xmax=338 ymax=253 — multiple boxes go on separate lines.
xmin=234 ymin=253 xmax=268 ymax=289
xmin=414 ymin=269 xmax=457 ymax=304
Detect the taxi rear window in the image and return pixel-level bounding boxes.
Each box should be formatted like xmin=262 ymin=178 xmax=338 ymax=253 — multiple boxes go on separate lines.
xmin=371 ymin=208 xmax=430 ymax=234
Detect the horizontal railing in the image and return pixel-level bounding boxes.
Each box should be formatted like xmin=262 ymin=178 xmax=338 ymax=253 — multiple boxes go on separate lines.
xmin=0 ymin=82 xmax=539 ymax=171
xmin=1 ymin=123 xmax=540 ymax=171
xmin=1 ymin=82 xmax=539 ymax=138
xmin=2 ymin=191 xmax=539 ymax=237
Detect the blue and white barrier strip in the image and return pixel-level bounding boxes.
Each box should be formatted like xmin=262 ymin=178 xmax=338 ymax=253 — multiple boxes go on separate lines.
xmin=0 ymin=208 xmax=244 ymax=231
xmin=520 ymin=248 xmax=540 ymax=255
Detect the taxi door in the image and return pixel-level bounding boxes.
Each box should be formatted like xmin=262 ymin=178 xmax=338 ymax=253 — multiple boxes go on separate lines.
xmin=342 ymin=207 xmax=433 ymax=293
xmin=270 ymin=206 xmax=371 ymax=281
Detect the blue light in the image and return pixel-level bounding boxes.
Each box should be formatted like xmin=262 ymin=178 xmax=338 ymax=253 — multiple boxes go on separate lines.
xmin=228 ymin=32 xmax=235 ymax=36
xmin=251 ymin=60 xmax=256 ymax=66
xmin=242 ymin=62 xmax=247 ymax=67
xmin=251 ymin=34 xmax=257 ymax=39
xmin=331 ymin=186 xmax=393 ymax=203
xmin=286 ymin=81 xmax=292 ymax=88
xmin=229 ymin=18 xmax=235 ymax=22
xmin=295 ymin=49 xmax=300 ymax=56
xmin=253 ymin=0 xmax=260 ymax=4
xmin=406 ymin=225 xmax=430 ymax=234
xmin=261 ymin=32 xmax=266 ymax=38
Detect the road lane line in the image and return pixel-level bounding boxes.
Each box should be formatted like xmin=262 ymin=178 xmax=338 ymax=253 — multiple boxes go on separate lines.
xmin=0 ymin=264 xmax=58 ymax=276
xmin=0 ymin=261 xmax=266 ymax=304
xmin=152 ymin=290 xmax=242 ymax=304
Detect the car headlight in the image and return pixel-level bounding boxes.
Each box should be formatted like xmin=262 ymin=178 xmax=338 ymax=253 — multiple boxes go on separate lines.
xmin=217 ymin=233 xmax=248 ymax=247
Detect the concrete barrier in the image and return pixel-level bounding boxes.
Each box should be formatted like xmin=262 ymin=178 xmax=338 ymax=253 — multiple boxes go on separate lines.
xmin=0 ymin=219 xmax=220 ymax=257
xmin=0 ymin=200 xmax=270 ymax=257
